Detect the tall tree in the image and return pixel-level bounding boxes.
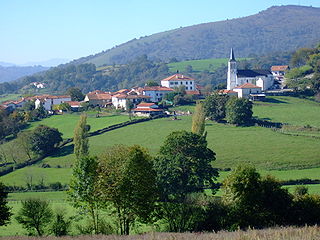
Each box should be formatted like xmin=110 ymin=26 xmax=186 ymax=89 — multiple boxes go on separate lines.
xmin=0 ymin=182 xmax=11 ymax=226
xmin=98 ymin=145 xmax=158 ymax=235
xmin=225 ymin=97 xmax=253 ymax=126
xmin=154 ymin=131 xmax=218 ymax=232
xmin=203 ymin=94 xmax=228 ymax=121
xmin=191 ymin=102 xmax=206 ymax=135
xmin=73 ymin=114 xmax=90 ymax=159
xmin=69 ymin=156 xmax=101 ymax=234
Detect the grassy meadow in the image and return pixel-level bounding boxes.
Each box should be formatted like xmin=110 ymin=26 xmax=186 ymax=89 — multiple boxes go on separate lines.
xmin=1 ymin=96 xmax=320 ymax=236
xmin=167 ymin=58 xmax=248 ymax=73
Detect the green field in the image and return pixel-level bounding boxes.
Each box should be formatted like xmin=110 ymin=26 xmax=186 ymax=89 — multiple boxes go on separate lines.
xmin=167 ymin=58 xmax=248 ymax=73
xmin=0 ymin=94 xmax=22 ymax=103
xmin=28 ymin=113 xmax=130 ymax=138
xmin=253 ymin=96 xmax=320 ymax=127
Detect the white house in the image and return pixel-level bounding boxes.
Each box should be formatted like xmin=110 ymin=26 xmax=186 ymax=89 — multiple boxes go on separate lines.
xmin=142 ymin=86 xmax=174 ymax=102
xmin=271 ymin=65 xmax=290 ymax=81
xmin=233 ymin=83 xmax=262 ymax=98
xmin=132 ymin=102 xmax=164 ymax=117
xmin=34 ymin=95 xmax=71 ymax=110
xmin=84 ymin=90 xmax=112 ymax=107
xmin=227 ymin=49 xmax=274 ymax=91
xmin=161 ymin=73 xmax=195 ymax=91
xmin=112 ymin=93 xmax=150 ymax=110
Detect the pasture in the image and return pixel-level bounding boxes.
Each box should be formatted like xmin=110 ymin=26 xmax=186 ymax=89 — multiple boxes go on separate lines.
xmin=167 ymin=58 xmax=248 ymax=73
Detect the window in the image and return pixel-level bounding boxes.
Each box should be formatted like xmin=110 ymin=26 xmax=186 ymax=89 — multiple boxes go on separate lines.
xmin=186 ymin=87 xmax=188 ymax=90
xmin=175 ymin=82 xmax=178 ymax=85
xmin=190 ymin=81 xmax=192 ymax=84
xmin=156 ymin=93 xmax=158 ymax=96
xmin=186 ymin=81 xmax=188 ymax=84
xmin=180 ymin=82 xmax=183 ymax=84
xmin=190 ymin=87 xmax=193 ymax=90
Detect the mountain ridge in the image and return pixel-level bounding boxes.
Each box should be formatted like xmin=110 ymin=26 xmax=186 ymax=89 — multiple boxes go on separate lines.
xmin=71 ymin=5 xmax=320 ymax=67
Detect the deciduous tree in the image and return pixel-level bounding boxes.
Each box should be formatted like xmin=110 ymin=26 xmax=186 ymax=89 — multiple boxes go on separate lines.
xmin=98 ymin=145 xmax=158 ymax=235
xmin=225 ymin=97 xmax=252 ymax=126
xmin=15 ymin=198 xmax=53 ymax=236
xmin=191 ymin=102 xmax=206 ymax=135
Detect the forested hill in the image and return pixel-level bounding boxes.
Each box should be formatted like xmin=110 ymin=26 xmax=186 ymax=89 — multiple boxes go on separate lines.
xmin=72 ymin=5 xmax=320 ymax=67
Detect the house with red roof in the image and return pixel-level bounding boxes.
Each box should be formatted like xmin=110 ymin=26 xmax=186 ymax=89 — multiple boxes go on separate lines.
xmin=142 ymin=86 xmax=174 ymax=102
xmin=111 ymin=91 xmax=151 ymax=110
xmin=271 ymin=65 xmax=290 ymax=82
xmin=84 ymin=90 xmax=113 ymax=107
xmin=161 ymin=73 xmax=195 ymax=91
xmin=34 ymin=95 xmax=71 ymax=110
xmin=233 ymin=83 xmax=262 ymax=98
xmin=132 ymin=102 xmax=164 ymax=117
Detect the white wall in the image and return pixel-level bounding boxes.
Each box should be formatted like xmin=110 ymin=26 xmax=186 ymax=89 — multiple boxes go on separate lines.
xmin=161 ymin=80 xmax=195 ymax=91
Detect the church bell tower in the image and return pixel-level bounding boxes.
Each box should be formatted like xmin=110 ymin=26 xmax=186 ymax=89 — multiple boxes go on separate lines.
xmin=227 ymin=48 xmax=237 ymax=90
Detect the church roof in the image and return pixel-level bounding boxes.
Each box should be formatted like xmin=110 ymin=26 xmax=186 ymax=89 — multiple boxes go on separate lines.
xmin=229 ymin=48 xmax=236 ymax=61
xmin=237 ymin=69 xmax=272 ymax=78
xmin=234 ymin=83 xmax=261 ymax=89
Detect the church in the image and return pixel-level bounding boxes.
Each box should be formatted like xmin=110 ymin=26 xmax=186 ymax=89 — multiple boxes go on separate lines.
xmin=227 ymin=49 xmax=274 ymax=91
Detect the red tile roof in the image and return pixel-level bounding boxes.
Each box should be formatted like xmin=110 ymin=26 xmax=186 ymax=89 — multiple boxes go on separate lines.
xmin=64 ymin=101 xmax=81 ymax=107
xmin=271 ymin=65 xmax=289 ymax=72
xmin=186 ymin=90 xmax=200 ymax=95
xmin=133 ymin=108 xmax=163 ymax=112
xmin=143 ymin=86 xmax=174 ymax=91
xmin=234 ymin=83 xmax=261 ymax=89
xmin=218 ymin=89 xmax=237 ymax=94
xmin=161 ymin=74 xmax=194 ymax=82
xmin=137 ymin=102 xmax=158 ymax=108
xmin=87 ymin=93 xmax=112 ymax=100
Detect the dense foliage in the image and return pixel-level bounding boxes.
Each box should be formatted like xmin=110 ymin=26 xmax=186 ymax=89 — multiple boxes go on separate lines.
xmin=0 ymin=182 xmax=11 ymax=226
xmin=225 ymin=97 xmax=253 ymax=126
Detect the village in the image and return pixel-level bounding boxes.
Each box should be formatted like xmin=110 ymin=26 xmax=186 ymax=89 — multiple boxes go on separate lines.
xmin=0 ymin=49 xmax=290 ymax=117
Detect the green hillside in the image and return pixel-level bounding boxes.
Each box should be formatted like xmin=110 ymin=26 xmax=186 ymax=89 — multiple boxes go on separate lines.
xmin=167 ymin=58 xmax=248 ymax=73
xmin=1 ymin=96 xmax=320 ymax=189
xmin=70 ymin=5 xmax=320 ymax=66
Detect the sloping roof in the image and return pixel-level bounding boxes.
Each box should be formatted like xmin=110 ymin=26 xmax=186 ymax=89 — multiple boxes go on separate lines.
xmin=186 ymin=90 xmax=201 ymax=95
xmin=161 ymin=73 xmax=194 ymax=82
xmin=234 ymin=83 xmax=261 ymax=89
xmin=230 ymin=48 xmax=236 ymax=61
xmin=64 ymin=101 xmax=81 ymax=107
xmin=271 ymin=65 xmax=289 ymax=71
xmin=137 ymin=102 xmax=158 ymax=108
xmin=87 ymin=93 xmax=112 ymax=100
xmin=113 ymin=94 xmax=150 ymax=99
xmin=132 ymin=107 xmax=163 ymax=112
xmin=237 ymin=69 xmax=272 ymax=78
xmin=143 ymin=86 xmax=174 ymax=91
xmin=218 ymin=89 xmax=237 ymax=94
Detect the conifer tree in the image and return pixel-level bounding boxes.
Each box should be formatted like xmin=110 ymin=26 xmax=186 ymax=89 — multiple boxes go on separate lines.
xmin=73 ymin=114 xmax=90 ymax=159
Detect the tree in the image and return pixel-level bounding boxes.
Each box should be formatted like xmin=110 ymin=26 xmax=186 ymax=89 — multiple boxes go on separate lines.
xmin=145 ymin=80 xmax=159 ymax=86
xmin=73 ymin=114 xmax=90 ymax=159
xmin=225 ymin=97 xmax=252 ymax=126
xmin=0 ymin=182 xmax=11 ymax=226
xmin=185 ymin=65 xmax=193 ymax=73
xmin=191 ymin=102 xmax=206 ymax=135
xmin=98 ymin=145 xmax=158 ymax=235
xmin=15 ymin=198 xmax=53 ymax=236
xmin=156 ymin=131 xmax=217 ymax=200
xmin=154 ymin=131 xmax=218 ymax=231
xmin=69 ymin=156 xmax=101 ymax=234
xmin=67 ymin=87 xmax=85 ymax=101
xmin=223 ymin=165 xmax=291 ymax=229
xmin=203 ymin=94 xmax=228 ymax=121
xmin=16 ymin=131 xmax=33 ymax=161
xmin=29 ymin=125 xmax=63 ymax=156
xmin=50 ymin=210 xmax=71 ymax=236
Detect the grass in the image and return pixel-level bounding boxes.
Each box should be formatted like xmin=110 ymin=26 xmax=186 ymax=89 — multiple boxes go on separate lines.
xmin=28 ymin=113 xmax=130 ymax=138
xmin=253 ymin=96 xmax=320 ymax=127
xmin=167 ymin=58 xmax=248 ymax=73
xmin=3 ymin=226 xmax=320 ymax=239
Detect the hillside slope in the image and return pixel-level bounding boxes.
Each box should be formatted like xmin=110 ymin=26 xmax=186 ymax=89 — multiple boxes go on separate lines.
xmin=73 ymin=5 xmax=320 ymax=66
xmin=0 ymin=65 xmax=49 ymax=83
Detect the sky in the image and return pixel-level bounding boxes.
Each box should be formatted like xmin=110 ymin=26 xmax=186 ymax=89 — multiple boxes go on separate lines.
xmin=1 ymin=0 xmax=320 ymax=65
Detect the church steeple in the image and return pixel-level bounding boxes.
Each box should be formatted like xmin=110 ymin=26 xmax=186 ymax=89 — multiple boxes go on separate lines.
xmin=230 ymin=48 xmax=236 ymax=61
xmin=227 ymin=48 xmax=237 ymax=90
